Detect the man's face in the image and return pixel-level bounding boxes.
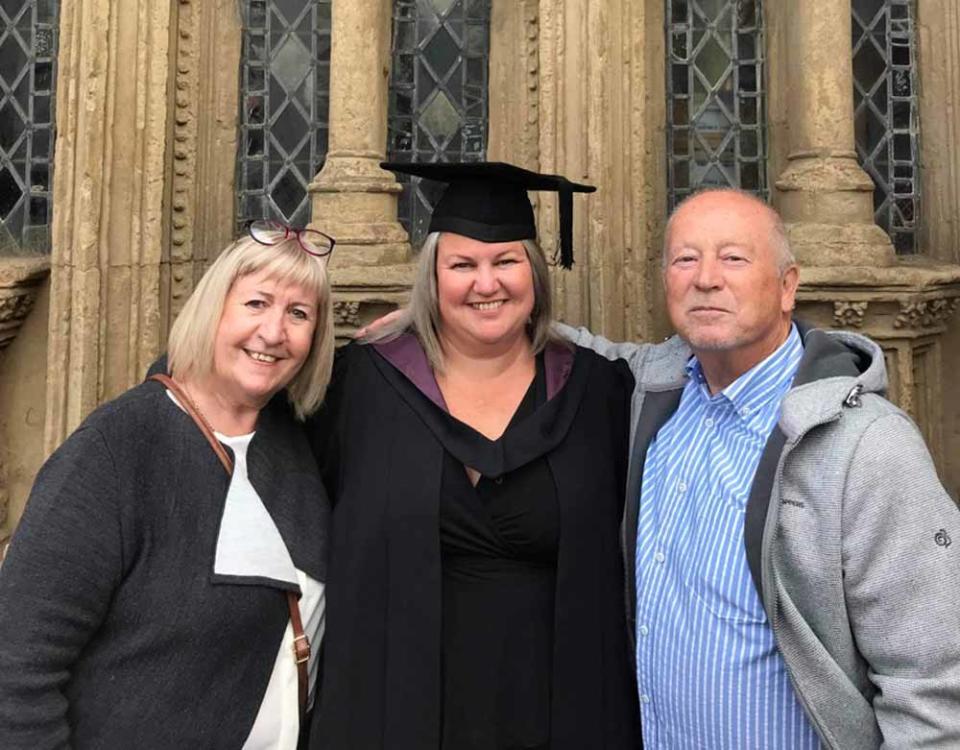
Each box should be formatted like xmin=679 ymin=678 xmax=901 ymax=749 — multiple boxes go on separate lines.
xmin=663 ymin=192 xmax=798 ymax=363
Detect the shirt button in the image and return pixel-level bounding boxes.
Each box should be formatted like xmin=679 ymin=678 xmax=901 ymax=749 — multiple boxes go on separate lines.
xmin=493 ymin=476 xmax=503 ymax=485
xmin=740 ymin=407 xmax=751 ymax=417
xmin=640 ymin=694 xmax=651 ymax=704
xmin=654 ymin=552 xmax=666 ymax=564
xmin=677 ymin=481 xmax=687 ymax=493
xmin=704 ymin=417 xmax=714 ymax=427
xmin=639 ymin=625 xmax=649 ymax=636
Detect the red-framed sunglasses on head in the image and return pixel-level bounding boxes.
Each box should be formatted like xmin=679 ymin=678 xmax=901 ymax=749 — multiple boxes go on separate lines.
xmin=247 ymin=220 xmax=336 ymax=258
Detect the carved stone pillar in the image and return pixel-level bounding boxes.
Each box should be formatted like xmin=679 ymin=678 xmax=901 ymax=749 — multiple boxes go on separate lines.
xmin=44 ymin=0 xmax=173 ymax=451
xmin=309 ymin=0 xmax=413 ymax=336
xmin=490 ymin=0 xmax=670 ymax=341
xmin=165 ymin=0 xmax=242 ymax=326
xmin=775 ymin=0 xmax=894 ymax=267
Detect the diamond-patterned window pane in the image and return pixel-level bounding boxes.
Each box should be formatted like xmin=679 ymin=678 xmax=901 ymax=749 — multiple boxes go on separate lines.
xmin=666 ymin=0 xmax=767 ymax=210
xmin=237 ymin=0 xmax=331 ymax=230
xmin=0 ymin=0 xmax=58 ymax=254
xmin=852 ymin=0 xmax=919 ymax=254
xmin=387 ymin=0 xmax=490 ymax=247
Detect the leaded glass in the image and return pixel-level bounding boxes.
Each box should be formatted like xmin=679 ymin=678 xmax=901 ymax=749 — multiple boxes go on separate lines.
xmin=387 ymin=0 xmax=490 ymax=246
xmin=237 ymin=0 xmax=331 ymax=229
xmin=0 ymin=0 xmax=57 ymax=254
xmin=852 ymin=0 xmax=919 ymax=254
xmin=666 ymin=0 xmax=767 ymax=209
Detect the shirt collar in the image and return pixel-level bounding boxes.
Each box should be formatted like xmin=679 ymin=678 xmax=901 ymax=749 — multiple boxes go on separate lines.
xmin=684 ymin=324 xmax=803 ymax=416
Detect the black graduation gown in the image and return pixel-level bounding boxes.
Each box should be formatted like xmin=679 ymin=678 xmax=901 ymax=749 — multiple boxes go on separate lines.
xmin=308 ymin=339 xmax=640 ymax=750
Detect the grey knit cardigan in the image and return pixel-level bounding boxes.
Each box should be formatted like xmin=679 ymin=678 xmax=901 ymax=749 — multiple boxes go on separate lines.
xmin=0 ymin=379 xmax=330 ymax=749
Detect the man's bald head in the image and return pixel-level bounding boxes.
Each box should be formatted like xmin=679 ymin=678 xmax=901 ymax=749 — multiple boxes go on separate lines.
xmin=663 ymin=189 xmax=795 ymax=274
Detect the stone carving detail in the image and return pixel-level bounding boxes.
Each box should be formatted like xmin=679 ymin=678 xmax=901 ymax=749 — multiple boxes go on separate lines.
xmin=172 ymin=0 xmax=195 ymax=253
xmin=0 ymin=290 xmax=40 ymax=351
xmin=524 ymin=0 xmax=540 ymax=155
xmin=832 ymin=300 xmax=868 ymax=328
xmin=0 ymin=257 xmax=49 ymax=352
xmin=893 ymin=298 xmax=960 ymax=330
xmin=333 ymin=301 xmax=361 ymax=328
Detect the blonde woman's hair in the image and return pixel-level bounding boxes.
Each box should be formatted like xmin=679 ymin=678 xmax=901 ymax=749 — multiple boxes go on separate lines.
xmin=167 ymin=230 xmax=335 ymax=420
xmin=365 ymin=231 xmax=557 ymax=370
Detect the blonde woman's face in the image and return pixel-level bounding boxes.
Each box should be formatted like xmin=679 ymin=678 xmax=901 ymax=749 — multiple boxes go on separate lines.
xmin=210 ymin=269 xmax=317 ymax=409
xmin=434 ymin=232 xmax=535 ymax=354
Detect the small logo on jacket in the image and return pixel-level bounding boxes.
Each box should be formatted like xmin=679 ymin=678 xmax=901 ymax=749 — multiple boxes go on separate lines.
xmin=934 ymin=529 xmax=952 ymax=548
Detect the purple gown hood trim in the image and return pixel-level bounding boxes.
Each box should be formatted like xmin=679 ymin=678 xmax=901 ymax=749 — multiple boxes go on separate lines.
xmin=371 ymin=333 xmax=574 ymax=409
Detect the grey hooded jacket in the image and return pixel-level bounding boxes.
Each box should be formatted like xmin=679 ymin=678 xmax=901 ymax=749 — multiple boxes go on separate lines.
xmin=559 ymin=322 xmax=960 ymax=749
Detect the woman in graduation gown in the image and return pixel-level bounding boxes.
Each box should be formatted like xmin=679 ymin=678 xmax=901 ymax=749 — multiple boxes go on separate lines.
xmin=309 ymin=162 xmax=640 ymax=750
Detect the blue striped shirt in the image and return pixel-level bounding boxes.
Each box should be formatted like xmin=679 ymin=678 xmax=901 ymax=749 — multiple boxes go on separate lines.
xmin=635 ymin=325 xmax=821 ymax=749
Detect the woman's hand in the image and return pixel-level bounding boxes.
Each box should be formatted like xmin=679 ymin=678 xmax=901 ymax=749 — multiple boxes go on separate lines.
xmin=355 ymin=307 xmax=406 ymax=338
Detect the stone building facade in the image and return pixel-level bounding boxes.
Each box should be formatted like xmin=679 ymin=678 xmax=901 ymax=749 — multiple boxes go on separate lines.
xmin=1 ymin=0 xmax=959 ymax=542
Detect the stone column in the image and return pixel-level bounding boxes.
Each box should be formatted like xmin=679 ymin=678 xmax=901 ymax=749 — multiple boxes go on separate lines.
xmin=775 ymin=0 xmax=894 ymax=267
xmin=308 ymin=0 xmax=413 ymax=336
xmin=310 ymin=0 xmax=408 ymax=268
xmin=44 ymin=0 xmax=173 ymax=451
xmin=489 ymin=0 xmax=670 ymax=342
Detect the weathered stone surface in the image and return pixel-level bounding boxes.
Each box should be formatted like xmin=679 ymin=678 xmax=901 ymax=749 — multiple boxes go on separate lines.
xmin=309 ymin=0 xmax=415 ymax=336
xmin=0 ymin=257 xmax=49 ymax=352
xmin=44 ymin=0 xmax=174 ymax=455
xmin=797 ymin=259 xmax=960 ymax=471
xmin=490 ymin=0 xmax=671 ymax=342
xmin=0 ymin=278 xmax=50 ymax=543
xmin=773 ymin=0 xmax=895 ymax=268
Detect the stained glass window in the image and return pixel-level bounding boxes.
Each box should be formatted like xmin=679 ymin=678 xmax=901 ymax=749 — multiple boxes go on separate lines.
xmin=237 ymin=0 xmax=331 ymax=230
xmin=666 ymin=0 xmax=767 ymax=209
xmin=0 ymin=0 xmax=58 ymax=254
xmin=386 ymin=0 xmax=490 ymax=246
xmin=852 ymin=0 xmax=919 ymax=254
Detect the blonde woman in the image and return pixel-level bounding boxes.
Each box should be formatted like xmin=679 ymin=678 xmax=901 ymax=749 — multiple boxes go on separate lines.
xmin=0 ymin=223 xmax=334 ymax=749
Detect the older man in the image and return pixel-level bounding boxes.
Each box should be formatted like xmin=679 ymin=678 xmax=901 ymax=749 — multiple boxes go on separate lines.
xmin=562 ymin=189 xmax=960 ymax=749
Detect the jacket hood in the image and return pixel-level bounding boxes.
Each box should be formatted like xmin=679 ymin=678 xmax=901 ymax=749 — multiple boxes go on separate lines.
xmin=779 ymin=324 xmax=888 ymax=441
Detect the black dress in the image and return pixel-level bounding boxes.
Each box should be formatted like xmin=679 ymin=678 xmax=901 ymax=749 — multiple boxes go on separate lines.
xmin=439 ymin=357 xmax=557 ymax=750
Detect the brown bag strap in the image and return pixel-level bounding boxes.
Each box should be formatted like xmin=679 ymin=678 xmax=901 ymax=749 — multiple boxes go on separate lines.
xmin=150 ymin=374 xmax=233 ymax=472
xmin=148 ymin=373 xmax=310 ymax=720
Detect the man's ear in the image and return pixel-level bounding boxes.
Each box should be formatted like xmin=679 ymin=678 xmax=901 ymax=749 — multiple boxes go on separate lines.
xmin=781 ymin=265 xmax=800 ymax=313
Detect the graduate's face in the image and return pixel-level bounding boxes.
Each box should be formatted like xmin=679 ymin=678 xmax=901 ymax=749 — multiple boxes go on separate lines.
xmin=435 ymin=232 xmax=536 ymax=352
xmin=210 ymin=269 xmax=317 ymax=409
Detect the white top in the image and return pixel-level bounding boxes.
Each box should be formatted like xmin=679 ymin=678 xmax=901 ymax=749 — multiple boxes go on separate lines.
xmin=166 ymin=393 xmax=325 ymax=749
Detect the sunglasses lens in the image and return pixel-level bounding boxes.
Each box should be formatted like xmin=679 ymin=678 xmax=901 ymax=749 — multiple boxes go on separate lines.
xmin=249 ymin=220 xmax=286 ymax=245
xmin=299 ymin=230 xmax=334 ymax=257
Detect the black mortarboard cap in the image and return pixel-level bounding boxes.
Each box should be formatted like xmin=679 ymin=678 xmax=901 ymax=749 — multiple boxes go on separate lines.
xmin=380 ymin=161 xmax=596 ymax=269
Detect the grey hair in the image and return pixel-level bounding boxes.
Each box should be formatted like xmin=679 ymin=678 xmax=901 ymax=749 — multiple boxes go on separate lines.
xmin=662 ymin=188 xmax=796 ymax=273
xmin=364 ymin=231 xmax=558 ymax=371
